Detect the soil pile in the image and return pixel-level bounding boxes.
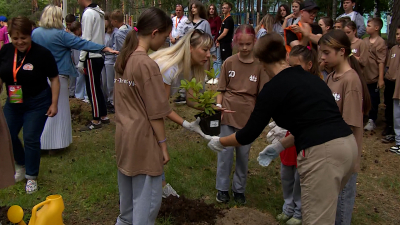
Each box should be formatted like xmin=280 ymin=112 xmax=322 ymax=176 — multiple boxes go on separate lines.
xmin=158 ymin=196 xmax=224 ymax=225
xmin=0 ymin=206 xmax=9 ymax=224
xmin=69 ymin=98 xmax=92 ymax=126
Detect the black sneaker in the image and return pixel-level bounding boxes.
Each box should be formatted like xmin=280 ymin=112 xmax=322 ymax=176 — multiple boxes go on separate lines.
xmin=107 ymin=106 xmax=115 ymax=114
xmin=232 ymin=192 xmax=246 ymax=204
xmin=173 ymin=96 xmax=186 ymax=104
xmin=101 ymin=118 xmax=110 ymax=124
xmin=382 ymin=126 xmax=395 ymax=136
xmin=381 ymin=135 xmax=395 ymax=143
xmin=79 ymin=122 xmax=102 ymax=131
xmin=216 ymin=191 xmax=230 ymax=203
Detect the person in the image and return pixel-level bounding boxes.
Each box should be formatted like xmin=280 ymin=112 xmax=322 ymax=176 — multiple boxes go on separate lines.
xmin=0 ymin=98 xmax=14 ymax=190
xmin=216 ymin=2 xmax=234 ymax=64
xmin=337 ymin=0 xmax=366 ymax=38
xmin=255 ymin=14 xmax=274 ymax=39
xmin=32 ymin=5 xmax=118 ymax=153
xmin=65 ymin=14 xmax=75 ymax=31
xmin=208 ymin=32 xmax=358 ymax=224
xmin=318 ymin=16 xmax=333 ymax=34
xmin=150 ymin=29 xmax=215 ymax=198
xmin=282 ymin=0 xmax=302 ymax=30
xmin=344 ymin=21 xmax=367 ymax=68
xmin=387 ymin=25 xmax=400 ymax=151
xmin=0 ymin=16 xmax=9 ymax=49
xmin=77 ymin=0 xmax=109 ymax=131
xmin=320 ymin=29 xmax=371 ymax=225
xmin=273 ymin=4 xmax=290 ymax=36
xmin=334 ymin=17 xmax=351 ymax=30
xmin=0 ymin=16 xmax=60 ymax=194
xmin=363 ymin=18 xmax=387 ymax=131
xmin=273 ymin=45 xmax=321 ymax=225
xmin=215 ymin=25 xmax=268 ymax=205
xmin=113 ymin=7 xmax=172 ymax=225
xmin=182 ymin=1 xmax=212 ymax=40
xmin=207 ymin=3 xmax=222 ymax=83
xmin=170 ymin=4 xmax=188 ymax=45
xmin=387 ymin=26 xmax=400 ymax=147
xmin=284 ymin=0 xmax=322 ymax=52
xmin=70 ymin=21 xmax=89 ymax=102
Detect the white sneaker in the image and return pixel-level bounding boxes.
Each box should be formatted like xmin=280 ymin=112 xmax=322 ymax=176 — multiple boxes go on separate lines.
xmin=26 ymin=180 xmax=38 ymax=194
xmin=162 ymin=183 xmax=179 ymax=198
xmin=364 ymin=119 xmax=376 ymax=131
xmin=14 ymin=165 xmax=26 ymax=182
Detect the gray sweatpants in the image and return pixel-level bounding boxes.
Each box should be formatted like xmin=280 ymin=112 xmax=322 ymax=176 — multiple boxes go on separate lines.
xmin=335 ymin=173 xmax=358 ymax=225
xmin=116 ymin=171 xmax=162 ymax=225
xmin=102 ymin=64 xmax=115 ymax=105
xmin=394 ymin=99 xmax=400 ymax=145
xmin=216 ymin=125 xmax=251 ymax=193
xmin=281 ymin=163 xmax=302 ymax=219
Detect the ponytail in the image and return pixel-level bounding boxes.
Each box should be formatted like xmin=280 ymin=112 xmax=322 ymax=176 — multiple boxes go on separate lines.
xmin=115 ymin=30 xmax=138 ymax=75
xmin=349 ymin=55 xmax=371 ymax=114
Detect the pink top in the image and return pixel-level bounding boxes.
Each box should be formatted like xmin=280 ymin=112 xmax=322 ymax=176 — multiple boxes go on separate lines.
xmin=0 ymin=26 xmax=10 ymax=45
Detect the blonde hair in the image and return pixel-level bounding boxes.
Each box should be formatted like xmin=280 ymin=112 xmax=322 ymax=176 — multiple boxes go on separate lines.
xmin=39 ymin=5 xmax=64 ymax=29
xmin=149 ymin=29 xmax=213 ymax=82
xmin=256 ymin=14 xmax=274 ymax=34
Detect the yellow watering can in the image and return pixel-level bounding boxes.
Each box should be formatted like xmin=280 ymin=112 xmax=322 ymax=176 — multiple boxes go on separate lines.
xmin=7 ymin=194 xmax=65 ymax=225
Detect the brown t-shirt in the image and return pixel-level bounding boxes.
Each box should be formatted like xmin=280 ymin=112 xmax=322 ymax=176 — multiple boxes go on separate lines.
xmin=351 ymin=38 xmax=368 ymax=68
xmin=386 ymin=45 xmax=400 ymax=82
xmin=114 ymin=51 xmax=172 ymax=177
xmin=326 ymin=69 xmax=363 ymax=172
xmin=218 ymin=54 xmax=269 ymax=129
xmin=363 ymin=36 xmax=387 ymax=84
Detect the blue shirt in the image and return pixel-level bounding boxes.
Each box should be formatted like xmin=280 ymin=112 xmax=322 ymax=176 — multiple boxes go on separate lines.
xmin=32 ymin=27 xmax=105 ymax=77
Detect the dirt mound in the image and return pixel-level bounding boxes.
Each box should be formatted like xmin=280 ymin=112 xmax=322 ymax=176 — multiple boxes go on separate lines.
xmin=0 ymin=206 xmax=9 ymax=224
xmin=69 ymin=98 xmax=92 ymax=126
xmin=158 ymin=196 xmax=224 ymax=225
xmin=216 ymin=207 xmax=278 ymax=225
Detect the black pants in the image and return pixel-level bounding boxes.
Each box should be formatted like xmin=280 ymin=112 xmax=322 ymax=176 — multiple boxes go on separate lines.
xmin=84 ymin=57 xmax=107 ymax=120
xmin=384 ymin=79 xmax=396 ymax=126
xmin=367 ymin=82 xmax=380 ymax=122
xmin=220 ymin=42 xmax=232 ymax=62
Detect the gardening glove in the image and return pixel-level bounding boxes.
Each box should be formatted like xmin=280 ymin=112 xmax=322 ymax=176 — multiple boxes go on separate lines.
xmin=77 ymin=61 xmax=85 ymax=75
xmin=207 ymin=136 xmax=224 ymax=153
xmin=266 ymin=124 xmax=287 ymax=144
xmin=257 ymin=141 xmax=285 ymax=167
xmin=182 ymin=118 xmax=211 ymax=140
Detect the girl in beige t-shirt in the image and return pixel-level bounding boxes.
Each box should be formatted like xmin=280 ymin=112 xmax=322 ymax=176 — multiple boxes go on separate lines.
xmin=320 ymin=29 xmax=371 ymax=225
xmin=344 ymin=21 xmax=368 ymax=68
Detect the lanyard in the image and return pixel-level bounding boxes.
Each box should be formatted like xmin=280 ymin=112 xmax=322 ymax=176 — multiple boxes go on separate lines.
xmin=13 ymin=46 xmax=31 ymax=83
xmin=175 ymin=16 xmax=182 ymax=29
xmin=222 ymin=14 xmax=231 ymax=23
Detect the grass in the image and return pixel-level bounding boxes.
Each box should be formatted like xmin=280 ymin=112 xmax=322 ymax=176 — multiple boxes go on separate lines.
xmin=1 ymin=87 xmax=400 ymax=224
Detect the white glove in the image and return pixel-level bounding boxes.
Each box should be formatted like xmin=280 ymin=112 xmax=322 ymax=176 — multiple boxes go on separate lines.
xmin=257 ymin=141 xmax=285 ymax=167
xmin=207 ymin=136 xmax=224 ymax=153
xmin=77 ymin=61 xmax=85 ymax=75
xmin=266 ymin=122 xmax=287 ymax=144
xmin=182 ymin=118 xmax=212 ymax=140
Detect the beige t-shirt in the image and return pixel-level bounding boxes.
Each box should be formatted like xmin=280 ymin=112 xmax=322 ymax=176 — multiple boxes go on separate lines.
xmin=363 ymin=37 xmax=387 ymax=84
xmin=351 ymin=38 xmax=368 ymax=68
xmin=218 ymin=54 xmax=269 ymax=129
xmin=114 ymin=51 xmax=172 ymax=177
xmin=386 ymin=45 xmax=400 ymax=82
xmin=326 ymin=69 xmax=363 ymax=172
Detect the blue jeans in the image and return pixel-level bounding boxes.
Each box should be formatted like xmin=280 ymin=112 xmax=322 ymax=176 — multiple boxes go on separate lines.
xmin=212 ymin=46 xmax=222 ymax=78
xmin=3 ymin=88 xmax=51 ymax=179
xmin=335 ymin=173 xmax=358 ymax=225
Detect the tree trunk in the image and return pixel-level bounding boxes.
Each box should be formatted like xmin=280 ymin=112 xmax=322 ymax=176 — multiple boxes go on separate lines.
xmin=256 ymin=0 xmax=261 ymax=13
xmin=332 ymin=0 xmax=337 ymax=19
xmin=374 ymin=0 xmax=381 ymax=17
xmin=262 ymin=0 xmax=267 ymax=15
xmin=388 ymin=0 xmax=400 ymax=47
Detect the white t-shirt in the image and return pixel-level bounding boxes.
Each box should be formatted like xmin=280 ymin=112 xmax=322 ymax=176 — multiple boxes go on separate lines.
xmin=171 ymin=15 xmax=188 ymax=38
xmin=338 ymin=12 xmax=356 ymax=21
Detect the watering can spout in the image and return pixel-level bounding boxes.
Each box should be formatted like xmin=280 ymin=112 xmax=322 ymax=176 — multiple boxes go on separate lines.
xmin=7 ymin=194 xmax=65 ymax=225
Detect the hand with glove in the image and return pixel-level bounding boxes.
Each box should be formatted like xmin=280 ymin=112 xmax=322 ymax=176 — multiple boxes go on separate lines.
xmin=182 ymin=118 xmax=212 ymax=140
xmin=257 ymin=141 xmax=285 ymax=167
xmin=77 ymin=61 xmax=86 ymax=75
xmin=266 ymin=121 xmax=287 ymax=144
xmin=207 ymin=136 xmax=224 ymax=153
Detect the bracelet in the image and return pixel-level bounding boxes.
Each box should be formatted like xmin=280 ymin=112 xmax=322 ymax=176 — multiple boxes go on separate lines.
xmin=158 ymin=138 xmax=167 ymax=144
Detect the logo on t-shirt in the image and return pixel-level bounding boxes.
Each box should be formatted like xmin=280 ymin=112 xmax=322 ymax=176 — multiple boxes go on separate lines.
xmin=249 ymin=75 xmax=257 ymax=82
xmin=228 ymin=70 xmax=235 ymax=78
xmin=333 ymin=92 xmax=341 ymax=101
xmin=392 ymin=53 xmax=396 ymax=59
xmin=351 ymin=49 xmax=358 ymax=54
xmin=23 ymin=63 xmax=33 ymax=71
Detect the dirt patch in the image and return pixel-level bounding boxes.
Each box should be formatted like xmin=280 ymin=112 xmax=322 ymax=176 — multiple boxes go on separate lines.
xmin=158 ymin=196 xmax=224 ymax=225
xmin=215 ymin=207 xmax=278 ymax=225
xmin=69 ymin=98 xmax=93 ymax=126
xmin=0 ymin=206 xmax=9 ymax=224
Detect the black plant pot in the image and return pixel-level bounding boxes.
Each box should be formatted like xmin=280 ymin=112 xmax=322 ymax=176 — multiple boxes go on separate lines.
xmin=195 ymin=111 xmax=221 ymax=136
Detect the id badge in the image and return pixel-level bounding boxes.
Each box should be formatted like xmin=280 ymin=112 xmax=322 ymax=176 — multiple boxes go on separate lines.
xmin=8 ymin=85 xmax=23 ymax=103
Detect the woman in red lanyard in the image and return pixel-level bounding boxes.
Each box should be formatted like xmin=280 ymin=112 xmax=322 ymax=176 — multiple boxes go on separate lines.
xmin=0 ymin=16 xmax=60 ymax=194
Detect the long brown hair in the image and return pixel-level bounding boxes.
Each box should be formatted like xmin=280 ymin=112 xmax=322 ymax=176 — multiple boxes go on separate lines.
xmin=275 ymin=4 xmax=290 ymax=24
xmin=207 ymin=4 xmax=218 ymax=18
xmin=104 ymin=12 xmax=113 ymax=34
xmin=189 ymin=0 xmax=208 ymax=21
xmin=318 ymin=30 xmax=371 ymax=114
xmin=255 ymin=14 xmax=274 ymax=34
xmin=114 ymin=7 xmax=172 ymax=75
xmin=290 ymin=45 xmax=321 ymax=79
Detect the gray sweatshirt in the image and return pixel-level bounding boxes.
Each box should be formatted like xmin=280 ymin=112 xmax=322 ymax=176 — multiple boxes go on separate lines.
xmin=181 ymin=19 xmax=212 ymax=39
xmin=338 ymin=11 xmax=366 ymax=38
